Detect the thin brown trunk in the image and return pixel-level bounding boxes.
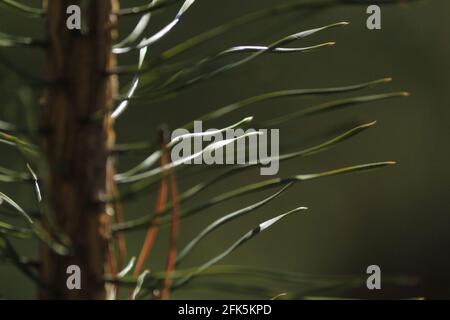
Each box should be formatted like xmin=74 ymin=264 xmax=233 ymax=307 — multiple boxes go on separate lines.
xmin=40 ymin=0 xmax=118 ymax=299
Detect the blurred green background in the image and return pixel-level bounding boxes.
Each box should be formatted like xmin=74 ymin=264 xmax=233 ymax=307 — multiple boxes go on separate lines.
xmin=0 ymin=0 xmax=449 ymax=299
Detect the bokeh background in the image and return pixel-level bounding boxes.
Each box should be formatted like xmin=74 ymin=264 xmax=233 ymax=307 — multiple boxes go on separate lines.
xmin=0 ymin=0 xmax=449 ymax=299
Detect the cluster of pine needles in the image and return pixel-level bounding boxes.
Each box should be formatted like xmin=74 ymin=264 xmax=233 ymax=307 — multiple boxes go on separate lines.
xmin=0 ymin=0 xmax=420 ymax=299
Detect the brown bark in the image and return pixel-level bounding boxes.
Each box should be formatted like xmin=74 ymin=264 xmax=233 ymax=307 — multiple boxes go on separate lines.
xmin=40 ymin=0 xmax=118 ymax=299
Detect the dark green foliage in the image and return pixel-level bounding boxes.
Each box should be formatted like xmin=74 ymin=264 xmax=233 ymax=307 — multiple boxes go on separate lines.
xmin=0 ymin=0 xmax=417 ymax=299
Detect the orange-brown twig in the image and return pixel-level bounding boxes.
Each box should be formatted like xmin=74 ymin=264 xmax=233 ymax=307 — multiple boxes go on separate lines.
xmin=160 ymin=144 xmax=180 ymax=300
xmin=112 ymin=179 xmax=127 ymax=271
xmin=107 ymin=241 xmax=118 ymax=275
xmin=133 ymin=176 xmax=168 ymax=277
xmin=106 ymin=240 xmax=118 ymax=299
xmin=132 ymin=129 xmax=170 ymax=298
xmin=107 ymin=164 xmax=125 ymax=298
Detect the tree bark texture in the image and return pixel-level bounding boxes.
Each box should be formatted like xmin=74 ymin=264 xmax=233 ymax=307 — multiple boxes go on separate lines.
xmin=40 ymin=0 xmax=118 ymax=299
